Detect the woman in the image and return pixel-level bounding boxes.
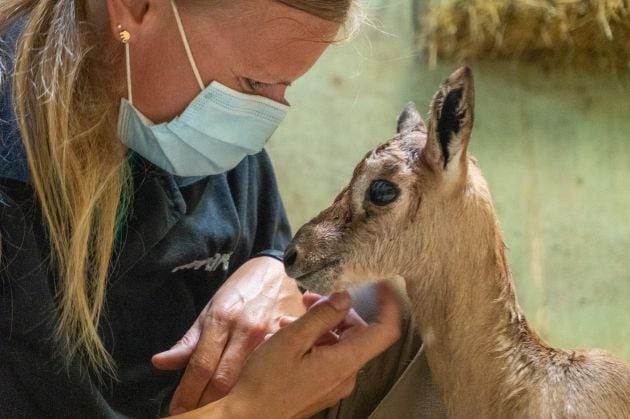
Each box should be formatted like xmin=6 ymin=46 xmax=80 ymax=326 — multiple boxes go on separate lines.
xmin=0 ymin=0 xmax=444 ymax=417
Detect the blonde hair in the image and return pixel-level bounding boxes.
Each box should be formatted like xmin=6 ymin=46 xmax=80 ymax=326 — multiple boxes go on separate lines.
xmin=0 ymin=0 xmax=361 ymax=378
xmin=275 ymin=0 xmax=365 ymax=40
xmin=1 ymin=0 xmax=130 ymax=377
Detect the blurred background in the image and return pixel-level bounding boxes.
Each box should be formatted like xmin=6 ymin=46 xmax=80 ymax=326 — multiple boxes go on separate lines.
xmin=268 ymin=0 xmax=630 ymax=359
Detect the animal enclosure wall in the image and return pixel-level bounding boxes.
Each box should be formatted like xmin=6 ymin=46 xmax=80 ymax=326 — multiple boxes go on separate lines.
xmin=268 ymin=0 xmax=630 ymax=359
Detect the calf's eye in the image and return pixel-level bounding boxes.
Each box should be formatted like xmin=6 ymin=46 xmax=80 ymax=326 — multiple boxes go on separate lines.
xmin=368 ymin=180 xmax=399 ymax=206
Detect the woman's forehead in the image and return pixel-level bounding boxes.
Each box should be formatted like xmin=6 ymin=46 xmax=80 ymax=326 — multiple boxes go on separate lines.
xmin=193 ymin=0 xmax=341 ymax=83
xmin=191 ymin=0 xmax=341 ymax=40
xmin=214 ymin=1 xmax=341 ymax=81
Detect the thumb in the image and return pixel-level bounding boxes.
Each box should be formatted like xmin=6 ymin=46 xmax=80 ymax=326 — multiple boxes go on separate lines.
xmin=151 ymin=321 xmax=202 ymax=370
xmin=302 ymin=291 xmax=323 ymax=309
xmin=287 ymin=291 xmax=352 ymax=351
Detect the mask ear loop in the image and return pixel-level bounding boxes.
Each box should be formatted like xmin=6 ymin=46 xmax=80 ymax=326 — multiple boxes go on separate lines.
xmin=170 ymin=0 xmax=205 ymax=91
xmin=118 ymin=25 xmax=133 ymax=105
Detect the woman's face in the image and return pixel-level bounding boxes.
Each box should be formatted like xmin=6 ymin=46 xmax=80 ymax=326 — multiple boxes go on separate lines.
xmin=108 ymin=0 xmax=341 ymax=123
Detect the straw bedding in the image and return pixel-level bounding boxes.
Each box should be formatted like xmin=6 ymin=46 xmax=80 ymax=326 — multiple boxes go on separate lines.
xmin=418 ymin=0 xmax=630 ymax=71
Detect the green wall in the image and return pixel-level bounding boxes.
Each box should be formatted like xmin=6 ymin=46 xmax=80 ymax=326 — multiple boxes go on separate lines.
xmin=268 ymin=0 xmax=630 ymax=359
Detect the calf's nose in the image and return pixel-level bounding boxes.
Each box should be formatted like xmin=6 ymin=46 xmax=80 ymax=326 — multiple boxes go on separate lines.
xmin=284 ymin=246 xmax=299 ymax=270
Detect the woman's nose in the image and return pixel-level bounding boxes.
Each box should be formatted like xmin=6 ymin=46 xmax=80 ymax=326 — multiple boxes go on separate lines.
xmin=258 ymin=84 xmax=288 ymax=105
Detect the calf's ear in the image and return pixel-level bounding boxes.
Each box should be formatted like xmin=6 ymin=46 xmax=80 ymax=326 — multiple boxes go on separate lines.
xmin=397 ymin=102 xmax=426 ymax=134
xmin=424 ymin=67 xmax=475 ymax=178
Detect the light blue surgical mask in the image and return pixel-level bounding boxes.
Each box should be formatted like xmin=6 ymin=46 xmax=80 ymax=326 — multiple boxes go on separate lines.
xmin=117 ymin=0 xmax=289 ymax=177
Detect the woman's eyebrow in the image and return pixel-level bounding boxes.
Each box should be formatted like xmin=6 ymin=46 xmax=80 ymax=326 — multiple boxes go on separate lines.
xmin=249 ymin=77 xmax=292 ymax=87
xmin=245 ymin=64 xmax=293 ymax=86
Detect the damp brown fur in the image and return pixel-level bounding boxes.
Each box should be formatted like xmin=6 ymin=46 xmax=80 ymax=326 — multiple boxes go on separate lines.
xmin=285 ymin=67 xmax=630 ymax=418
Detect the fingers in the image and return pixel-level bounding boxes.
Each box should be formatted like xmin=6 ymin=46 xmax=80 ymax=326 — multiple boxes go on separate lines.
xmin=169 ymin=315 xmax=230 ymax=415
xmin=302 ymin=291 xmax=322 ymax=308
xmin=280 ymin=291 xmax=352 ymax=352
xmin=197 ymin=326 xmax=264 ymax=406
xmin=152 ymin=317 xmax=203 ymax=371
xmin=337 ymin=309 xmax=368 ymax=333
xmin=279 ymin=315 xmax=339 ymax=346
xmin=278 ymin=315 xmax=297 ymax=328
xmin=336 ymin=372 xmax=358 ymax=400
xmin=218 ymin=288 xmax=387 ymax=419
xmin=324 ymin=283 xmax=401 ymax=370
xmin=280 ymin=298 xmax=367 ymax=347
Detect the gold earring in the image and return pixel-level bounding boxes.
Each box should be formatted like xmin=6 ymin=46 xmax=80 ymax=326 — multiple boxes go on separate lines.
xmin=117 ymin=25 xmax=131 ymax=43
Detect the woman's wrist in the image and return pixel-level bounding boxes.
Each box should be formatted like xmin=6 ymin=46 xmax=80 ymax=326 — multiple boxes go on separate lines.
xmin=212 ymin=394 xmax=262 ymax=419
xmin=167 ymin=396 xmax=235 ymax=418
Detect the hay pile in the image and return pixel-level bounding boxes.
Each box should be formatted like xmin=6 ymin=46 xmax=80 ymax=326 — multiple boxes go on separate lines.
xmin=418 ymin=0 xmax=630 ymax=71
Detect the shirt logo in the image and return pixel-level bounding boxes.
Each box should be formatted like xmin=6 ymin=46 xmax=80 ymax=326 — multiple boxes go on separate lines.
xmin=171 ymin=252 xmax=233 ymax=274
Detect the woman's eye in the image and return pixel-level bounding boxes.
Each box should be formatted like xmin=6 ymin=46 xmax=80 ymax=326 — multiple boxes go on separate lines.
xmin=368 ymin=180 xmax=400 ymax=206
xmin=244 ymin=78 xmax=269 ymax=91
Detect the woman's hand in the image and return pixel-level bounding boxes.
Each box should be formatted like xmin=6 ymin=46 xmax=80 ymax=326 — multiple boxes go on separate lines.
xmin=280 ymin=291 xmax=369 ymax=347
xmin=170 ymin=283 xmax=402 ymax=419
xmin=152 ymin=256 xmax=305 ymax=414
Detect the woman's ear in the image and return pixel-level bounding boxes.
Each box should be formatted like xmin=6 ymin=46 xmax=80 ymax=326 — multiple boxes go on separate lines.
xmin=106 ymin=0 xmax=151 ymax=42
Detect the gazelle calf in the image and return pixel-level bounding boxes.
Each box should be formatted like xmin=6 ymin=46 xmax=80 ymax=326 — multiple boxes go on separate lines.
xmin=284 ymin=67 xmax=630 ymax=418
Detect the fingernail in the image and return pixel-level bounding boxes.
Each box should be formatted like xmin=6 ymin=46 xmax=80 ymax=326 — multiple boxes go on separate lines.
xmin=172 ymin=407 xmax=186 ymax=415
xmin=328 ymin=292 xmax=351 ymax=311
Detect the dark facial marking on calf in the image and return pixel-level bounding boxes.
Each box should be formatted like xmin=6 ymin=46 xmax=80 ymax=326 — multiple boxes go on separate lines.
xmin=437 ymin=88 xmax=463 ymax=169
xmin=331 ymin=187 xmax=353 ymax=225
